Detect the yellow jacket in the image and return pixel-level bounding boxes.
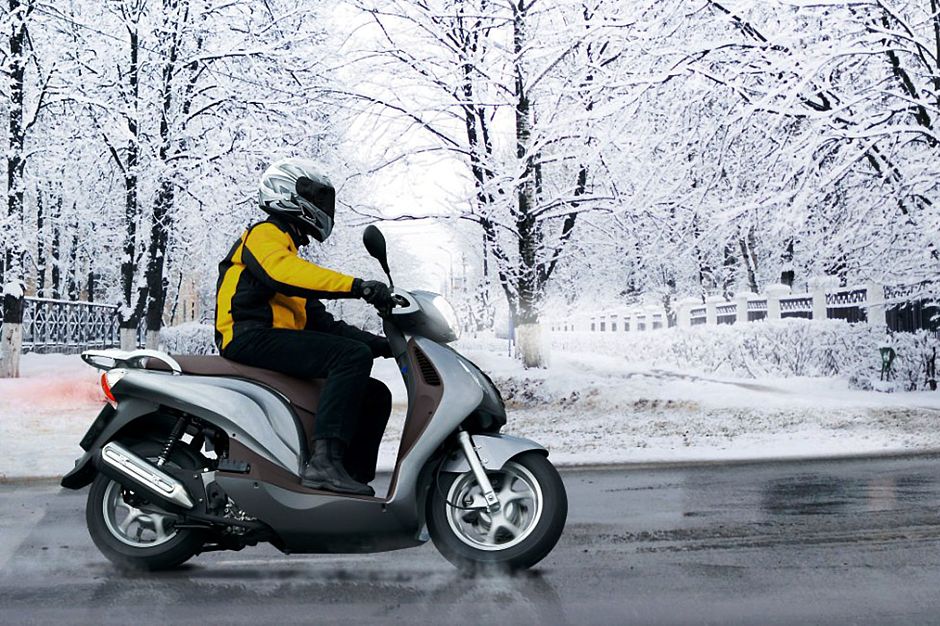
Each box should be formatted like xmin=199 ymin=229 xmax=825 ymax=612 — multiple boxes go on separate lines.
xmin=214 ymin=218 xmax=358 ymax=350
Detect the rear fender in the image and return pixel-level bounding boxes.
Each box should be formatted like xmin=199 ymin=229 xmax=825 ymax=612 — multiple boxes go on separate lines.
xmin=438 ymin=433 xmax=547 ymax=474
xmin=60 ymin=398 xmax=169 ymax=489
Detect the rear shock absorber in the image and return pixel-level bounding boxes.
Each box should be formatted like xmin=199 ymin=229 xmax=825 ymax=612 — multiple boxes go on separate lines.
xmin=156 ymin=416 xmax=189 ymax=467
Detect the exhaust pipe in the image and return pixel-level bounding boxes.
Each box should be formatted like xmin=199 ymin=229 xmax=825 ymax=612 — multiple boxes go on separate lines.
xmin=96 ymin=441 xmax=195 ymax=509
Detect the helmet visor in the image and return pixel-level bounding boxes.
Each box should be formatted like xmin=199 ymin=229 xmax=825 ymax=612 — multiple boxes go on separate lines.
xmin=296 ymin=176 xmax=335 ymax=219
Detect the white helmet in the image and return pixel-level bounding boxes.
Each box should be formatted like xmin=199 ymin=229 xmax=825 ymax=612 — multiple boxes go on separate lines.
xmin=258 ymin=157 xmax=336 ymax=241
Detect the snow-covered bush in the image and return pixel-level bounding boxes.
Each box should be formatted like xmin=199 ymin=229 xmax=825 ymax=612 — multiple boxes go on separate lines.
xmin=846 ymin=330 xmax=939 ymax=392
xmin=159 ymin=322 xmax=216 ymax=355
xmin=549 ymin=321 xmax=939 ymax=390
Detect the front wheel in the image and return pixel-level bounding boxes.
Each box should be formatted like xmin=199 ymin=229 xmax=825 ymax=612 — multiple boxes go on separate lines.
xmin=427 ymin=451 xmax=567 ymax=571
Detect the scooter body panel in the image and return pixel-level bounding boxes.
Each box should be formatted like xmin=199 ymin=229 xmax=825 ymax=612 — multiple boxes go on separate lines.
xmin=61 ymin=398 xmax=161 ymax=489
xmin=216 ymin=475 xmax=424 ymax=553
xmin=63 ymin=370 xmax=306 ymax=490
xmin=113 ymin=370 xmax=304 ymax=472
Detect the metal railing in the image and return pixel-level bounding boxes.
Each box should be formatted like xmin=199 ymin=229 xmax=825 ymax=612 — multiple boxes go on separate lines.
xmin=0 ymin=297 xmax=121 ymax=353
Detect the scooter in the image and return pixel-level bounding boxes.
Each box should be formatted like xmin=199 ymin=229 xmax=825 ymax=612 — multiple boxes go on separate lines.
xmin=61 ymin=225 xmax=567 ymax=571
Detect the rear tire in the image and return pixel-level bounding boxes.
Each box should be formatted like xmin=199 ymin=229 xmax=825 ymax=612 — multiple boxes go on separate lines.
xmin=85 ymin=440 xmax=206 ymax=571
xmin=427 ymin=451 xmax=567 ymax=572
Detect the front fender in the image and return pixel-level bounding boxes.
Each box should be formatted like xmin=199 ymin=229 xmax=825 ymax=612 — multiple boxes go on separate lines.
xmin=60 ymin=398 xmax=162 ymax=489
xmin=439 ymin=433 xmax=547 ymax=473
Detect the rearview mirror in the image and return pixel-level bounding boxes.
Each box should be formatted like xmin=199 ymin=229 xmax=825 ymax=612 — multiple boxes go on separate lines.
xmin=363 ymin=225 xmax=393 ymax=287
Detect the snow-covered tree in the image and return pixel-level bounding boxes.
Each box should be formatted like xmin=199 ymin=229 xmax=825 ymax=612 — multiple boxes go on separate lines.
xmin=341 ymin=0 xmax=627 ymax=366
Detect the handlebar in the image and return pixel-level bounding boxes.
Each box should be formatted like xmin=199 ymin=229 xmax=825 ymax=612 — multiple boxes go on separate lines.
xmin=371 ymin=293 xmax=407 ymax=316
xmin=372 ymin=292 xmax=410 ymax=318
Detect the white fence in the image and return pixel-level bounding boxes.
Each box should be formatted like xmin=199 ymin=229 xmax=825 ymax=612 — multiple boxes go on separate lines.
xmin=548 ymin=280 xmax=937 ymax=335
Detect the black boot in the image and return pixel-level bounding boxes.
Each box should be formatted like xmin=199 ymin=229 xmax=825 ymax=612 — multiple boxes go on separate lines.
xmin=301 ymin=439 xmax=374 ymax=496
xmin=346 ymin=467 xmax=376 ymax=487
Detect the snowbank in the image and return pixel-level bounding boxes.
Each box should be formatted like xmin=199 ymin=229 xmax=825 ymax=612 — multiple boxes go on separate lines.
xmin=463 ymin=348 xmax=940 ymax=465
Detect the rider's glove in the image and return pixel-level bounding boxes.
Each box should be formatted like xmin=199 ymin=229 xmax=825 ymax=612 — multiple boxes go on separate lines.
xmin=352 ymin=278 xmax=393 ymax=308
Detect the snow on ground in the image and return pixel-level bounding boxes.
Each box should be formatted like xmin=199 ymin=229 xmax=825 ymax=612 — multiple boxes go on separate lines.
xmin=2 ymin=350 xmax=940 ymax=480
xmin=0 ymin=353 xmax=106 ymax=481
xmin=466 ymin=349 xmax=940 ymax=466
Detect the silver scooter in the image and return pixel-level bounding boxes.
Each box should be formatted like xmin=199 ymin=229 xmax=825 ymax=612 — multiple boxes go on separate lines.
xmin=61 ymin=226 xmax=567 ymax=571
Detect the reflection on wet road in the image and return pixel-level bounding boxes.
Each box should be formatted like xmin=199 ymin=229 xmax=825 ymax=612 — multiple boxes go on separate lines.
xmin=4 ymin=455 xmax=940 ymax=624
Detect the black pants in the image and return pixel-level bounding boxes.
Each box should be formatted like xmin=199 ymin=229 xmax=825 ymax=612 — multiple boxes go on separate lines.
xmin=224 ymin=328 xmax=392 ymax=481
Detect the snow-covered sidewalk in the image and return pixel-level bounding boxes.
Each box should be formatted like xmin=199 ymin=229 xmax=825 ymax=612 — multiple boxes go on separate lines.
xmin=2 ymin=351 xmax=940 ymax=481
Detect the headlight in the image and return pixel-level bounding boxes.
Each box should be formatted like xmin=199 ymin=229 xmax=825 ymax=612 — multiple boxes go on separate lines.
xmin=431 ymin=295 xmax=461 ymax=340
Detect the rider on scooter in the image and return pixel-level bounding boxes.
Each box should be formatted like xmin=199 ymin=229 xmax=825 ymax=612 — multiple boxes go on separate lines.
xmin=214 ymin=157 xmax=394 ymax=496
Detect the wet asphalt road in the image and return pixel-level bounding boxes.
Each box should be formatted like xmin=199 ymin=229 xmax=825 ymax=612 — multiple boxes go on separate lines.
xmin=3 ymin=455 xmax=940 ymax=625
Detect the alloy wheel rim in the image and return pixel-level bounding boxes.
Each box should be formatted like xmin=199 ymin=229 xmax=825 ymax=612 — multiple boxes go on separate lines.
xmin=445 ymin=461 xmax=543 ymax=552
xmin=101 ymin=479 xmax=178 ymax=548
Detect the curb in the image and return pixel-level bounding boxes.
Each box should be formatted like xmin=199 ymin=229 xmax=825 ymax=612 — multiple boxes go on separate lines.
xmin=554 ymin=447 xmax=940 ymax=471
xmin=0 ymin=475 xmax=63 ymax=487
xmin=5 ymin=448 xmax=940 ymax=487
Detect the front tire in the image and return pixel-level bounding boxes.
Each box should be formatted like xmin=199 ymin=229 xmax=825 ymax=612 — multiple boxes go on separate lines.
xmin=427 ymin=451 xmax=567 ymax=572
xmin=85 ymin=440 xmax=206 ymax=571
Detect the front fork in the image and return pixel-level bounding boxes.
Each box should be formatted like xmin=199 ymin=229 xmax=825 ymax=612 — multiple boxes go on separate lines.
xmin=457 ymin=430 xmax=501 ymax=513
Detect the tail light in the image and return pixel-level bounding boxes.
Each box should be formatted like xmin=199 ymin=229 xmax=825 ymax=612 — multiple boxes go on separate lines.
xmin=100 ymin=369 xmax=126 ymax=407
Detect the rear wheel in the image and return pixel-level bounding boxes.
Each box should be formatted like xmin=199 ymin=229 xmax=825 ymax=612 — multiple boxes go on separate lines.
xmin=427 ymin=451 xmax=567 ymax=572
xmin=86 ymin=440 xmax=206 ymax=571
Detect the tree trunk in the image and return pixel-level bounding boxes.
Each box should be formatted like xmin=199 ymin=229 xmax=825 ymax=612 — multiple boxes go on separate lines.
xmin=145 ymin=180 xmax=171 ymax=342
xmin=721 ymin=244 xmax=736 ymax=299
xmin=932 ymin=0 xmax=940 ymax=113
xmin=67 ymin=228 xmax=79 ymax=300
xmin=0 ymin=0 xmax=30 ymax=378
xmin=51 ymin=220 xmax=60 ymax=299
xmin=693 ymin=216 xmax=711 ymax=299
xmin=144 ymin=0 xmax=193 ymax=346
xmin=119 ymin=25 xmax=145 ymax=350
xmin=515 ymin=321 xmax=546 ymax=368
xmin=739 ymin=231 xmax=760 ymax=293
xmin=511 ymin=0 xmax=546 ymax=368
xmin=780 ymin=238 xmax=795 ymax=288
xmin=120 ymin=327 xmax=138 ymax=351
xmin=145 ymin=330 xmax=161 ymax=350
xmin=663 ymin=271 xmax=678 ymax=326
xmin=36 ymin=190 xmax=45 ymax=297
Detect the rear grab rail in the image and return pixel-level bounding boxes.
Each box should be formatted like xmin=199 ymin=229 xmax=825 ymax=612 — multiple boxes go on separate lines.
xmin=81 ymin=348 xmax=183 ymax=375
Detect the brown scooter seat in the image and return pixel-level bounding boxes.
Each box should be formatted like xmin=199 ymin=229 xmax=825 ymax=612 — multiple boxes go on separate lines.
xmin=145 ymin=355 xmax=325 ymax=415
